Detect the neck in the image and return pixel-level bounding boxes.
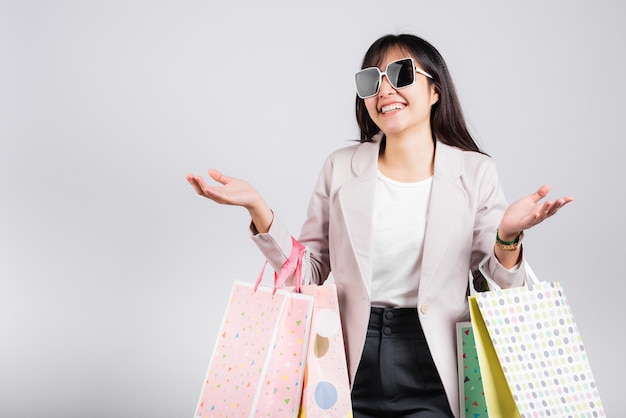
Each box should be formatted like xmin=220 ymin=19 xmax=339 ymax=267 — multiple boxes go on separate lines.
xmin=379 ymin=129 xmax=435 ymax=182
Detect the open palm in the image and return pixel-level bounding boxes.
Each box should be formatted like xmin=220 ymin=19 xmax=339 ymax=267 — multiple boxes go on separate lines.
xmin=499 ymin=184 xmax=574 ymax=238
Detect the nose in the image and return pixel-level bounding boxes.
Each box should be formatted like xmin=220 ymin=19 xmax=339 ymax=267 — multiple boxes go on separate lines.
xmin=378 ymin=74 xmax=395 ymax=96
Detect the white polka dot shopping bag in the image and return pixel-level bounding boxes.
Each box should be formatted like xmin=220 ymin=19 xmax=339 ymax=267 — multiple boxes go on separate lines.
xmin=468 ymin=257 xmax=605 ymax=417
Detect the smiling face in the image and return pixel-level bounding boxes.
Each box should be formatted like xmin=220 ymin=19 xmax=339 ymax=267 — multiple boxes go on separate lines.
xmin=363 ymin=48 xmax=439 ymax=140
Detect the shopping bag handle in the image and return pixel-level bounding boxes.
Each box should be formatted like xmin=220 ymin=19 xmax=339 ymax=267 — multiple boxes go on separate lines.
xmin=470 ymin=255 xmax=540 ymax=294
xmin=255 ymin=237 xmax=308 ymax=294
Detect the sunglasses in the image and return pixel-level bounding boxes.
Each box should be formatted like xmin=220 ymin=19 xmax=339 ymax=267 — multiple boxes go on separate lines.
xmin=355 ymin=57 xmax=433 ymax=99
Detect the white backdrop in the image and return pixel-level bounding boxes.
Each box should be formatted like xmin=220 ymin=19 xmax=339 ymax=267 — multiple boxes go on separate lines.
xmin=1 ymin=1 xmax=623 ymax=417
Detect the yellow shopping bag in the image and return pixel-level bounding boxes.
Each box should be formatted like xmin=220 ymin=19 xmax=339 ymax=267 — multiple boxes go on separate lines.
xmin=469 ymin=295 xmax=520 ymax=417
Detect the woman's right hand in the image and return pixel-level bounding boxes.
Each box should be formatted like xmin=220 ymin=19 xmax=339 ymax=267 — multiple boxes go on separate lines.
xmin=186 ymin=169 xmax=274 ymax=233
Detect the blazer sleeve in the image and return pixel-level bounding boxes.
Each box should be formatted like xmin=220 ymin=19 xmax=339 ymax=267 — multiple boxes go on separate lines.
xmin=250 ymin=156 xmax=333 ymax=286
xmin=471 ymin=157 xmax=527 ymax=289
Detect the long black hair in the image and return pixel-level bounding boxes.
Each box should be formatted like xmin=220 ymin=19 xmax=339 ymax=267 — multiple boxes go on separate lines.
xmin=355 ymin=34 xmax=484 ymax=154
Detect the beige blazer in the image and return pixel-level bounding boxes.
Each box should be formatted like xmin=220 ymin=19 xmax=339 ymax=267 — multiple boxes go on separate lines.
xmin=251 ymin=135 xmax=526 ymax=417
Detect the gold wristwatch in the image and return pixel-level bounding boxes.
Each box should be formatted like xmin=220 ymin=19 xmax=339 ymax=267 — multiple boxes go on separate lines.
xmin=496 ymin=230 xmax=524 ymax=251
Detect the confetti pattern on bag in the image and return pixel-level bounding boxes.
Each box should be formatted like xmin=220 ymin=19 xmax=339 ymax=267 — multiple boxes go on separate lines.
xmin=459 ymin=324 xmax=488 ymax=417
xmin=195 ymin=281 xmax=313 ymax=418
xmin=255 ymin=295 xmax=313 ymax=416
xmin=476 ymin=281 xmax=605 ymax=417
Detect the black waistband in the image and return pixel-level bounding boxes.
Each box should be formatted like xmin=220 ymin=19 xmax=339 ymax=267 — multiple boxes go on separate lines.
xmin=368 ymin=307 xmax=424 ymax=339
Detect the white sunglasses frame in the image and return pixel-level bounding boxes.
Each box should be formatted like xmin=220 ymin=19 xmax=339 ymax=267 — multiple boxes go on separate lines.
xmin=355 ymin=57 xmax=434 ymax=99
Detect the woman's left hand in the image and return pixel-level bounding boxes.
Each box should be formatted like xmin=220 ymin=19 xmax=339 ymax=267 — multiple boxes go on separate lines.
xmin=497 ymin=184 xmax=574 ymax=241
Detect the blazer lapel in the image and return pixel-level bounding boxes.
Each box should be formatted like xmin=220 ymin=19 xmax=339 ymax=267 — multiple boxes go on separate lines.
xmin=420 ymin=143 xmax=467 ymax=291
xmin=336 ymin=139 xmax=379 ymax=294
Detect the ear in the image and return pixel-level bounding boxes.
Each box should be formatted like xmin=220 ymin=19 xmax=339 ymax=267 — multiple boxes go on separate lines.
xmin=429 ymin=83 xmax=439 ymax=106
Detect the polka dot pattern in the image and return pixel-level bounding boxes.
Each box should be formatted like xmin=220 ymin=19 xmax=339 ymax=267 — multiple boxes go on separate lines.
xmin=299 ymin=285 xmax=353 ymax=417
xmin=476 ymin=281 xmax=605 ymax=417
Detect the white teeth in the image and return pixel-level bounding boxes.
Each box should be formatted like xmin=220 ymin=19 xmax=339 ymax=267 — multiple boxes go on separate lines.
xmin=381 ymin=103 xmax=405 ymax=114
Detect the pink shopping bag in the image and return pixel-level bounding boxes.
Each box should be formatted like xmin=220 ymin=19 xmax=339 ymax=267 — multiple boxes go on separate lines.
xmin=298 ymin=284 xmax=352 ymax=417
xmin=194 ymin=279 xmax=314 ymax=417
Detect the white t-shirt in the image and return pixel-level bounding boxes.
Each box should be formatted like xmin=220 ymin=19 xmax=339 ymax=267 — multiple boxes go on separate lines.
xmin=371 ymin=170 xmax=432 ymax=307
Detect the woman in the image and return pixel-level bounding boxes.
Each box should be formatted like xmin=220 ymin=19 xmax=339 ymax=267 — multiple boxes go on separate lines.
xmin=187 ymin=34 xmax=573 ymax=417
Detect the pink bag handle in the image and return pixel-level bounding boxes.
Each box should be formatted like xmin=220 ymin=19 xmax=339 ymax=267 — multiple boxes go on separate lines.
xmin=255 ymin=237 xmax=307 ymax=294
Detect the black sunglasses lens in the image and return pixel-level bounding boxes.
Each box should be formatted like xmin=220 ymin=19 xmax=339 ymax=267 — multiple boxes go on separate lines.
xmin=387 ymin=59 xmax=415 ymax=89
xmin=355 ymin=68 xmax=381 ymax=98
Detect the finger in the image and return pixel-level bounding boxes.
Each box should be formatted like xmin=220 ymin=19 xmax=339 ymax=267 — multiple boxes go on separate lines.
xmin=196 ymin=177 xmax=216 ymax=196
xmin=532 ymin=184 xmax=551 ymax=202
xmin=186 ymin=175 xmax=205 ymax=195
xmin=546 ymin=207 xmax=560 ymax=218
xmin=547 ymin=198 xmax=572 ymax=217
xmin=194 ymin=176 xmax=218 ymax=198
xmin=531 ymin=200 xmax=554 ymax=223
xmin=543 ymin=201 xmax=557 ymax=218
xmin=186 ymin=174 xmax=200 ymax=187
xmin=208 ymin=168 xmax=231 ymax=185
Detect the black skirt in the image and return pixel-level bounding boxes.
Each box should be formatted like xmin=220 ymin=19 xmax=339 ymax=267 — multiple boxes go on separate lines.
xmin=351 ymin=307 xmax=454 ymax=418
